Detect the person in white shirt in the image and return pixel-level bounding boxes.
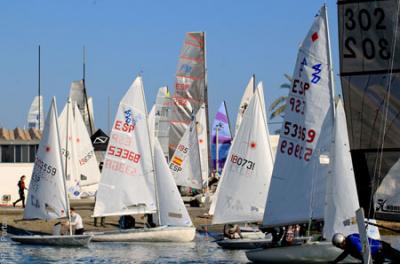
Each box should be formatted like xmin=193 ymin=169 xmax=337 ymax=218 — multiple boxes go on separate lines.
xmin=69 ymin=207 xmax=84 ymax=235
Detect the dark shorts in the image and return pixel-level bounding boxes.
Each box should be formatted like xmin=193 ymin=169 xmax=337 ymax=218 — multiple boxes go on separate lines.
xmin=75 ymin=228 xmax=84 ymax=235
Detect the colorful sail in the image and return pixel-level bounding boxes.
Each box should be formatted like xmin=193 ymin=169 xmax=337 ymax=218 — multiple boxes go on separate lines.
xmin=263 ymin=6 xmax=334 ymax=227
xmin=211 ymin=86 xmax=274 ymax=224
xmin=169 ymin=115 xmax=202 ymax=189
xmin=24 ymin=98 xmax=68 ymax=220
xmin=27 ymin=96 xmax=44 ymax=130
xmin=169 ymin=32 xmax=207 ymax=159
xmin=93 ymin=76 xmax=157 ymax=217
xmin=211 ymin=101 xmax=232 ymax=175
xmin=338 ymin=0 xmax=400 ymax=218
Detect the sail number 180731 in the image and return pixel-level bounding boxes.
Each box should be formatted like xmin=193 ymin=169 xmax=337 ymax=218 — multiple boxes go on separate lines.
xmin=230 ymin=154 xmax=255 ymax=170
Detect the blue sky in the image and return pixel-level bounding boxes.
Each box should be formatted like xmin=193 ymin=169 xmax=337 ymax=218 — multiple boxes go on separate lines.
xmin=0 ymin=0 xmax=340 ymax=134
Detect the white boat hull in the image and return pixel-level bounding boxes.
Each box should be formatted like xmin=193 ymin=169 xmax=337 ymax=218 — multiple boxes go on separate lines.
xmin=11 ymin=234 xmax=92 ymax=247
xmin=90 ymin=226 xmax=196 ymax=242
xmin=217 ymin=238 xmax=272 ymax=250
xmin=246 ymin=241 xmax=359 ymax=263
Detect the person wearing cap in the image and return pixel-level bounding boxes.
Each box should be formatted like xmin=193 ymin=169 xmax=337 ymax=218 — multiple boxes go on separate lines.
xmin=331 ymin=233 xmax=400 ymax=263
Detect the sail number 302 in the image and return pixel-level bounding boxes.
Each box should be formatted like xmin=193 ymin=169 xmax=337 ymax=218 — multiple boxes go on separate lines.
xmin=343 ymin=7 xmax=390 ymax=60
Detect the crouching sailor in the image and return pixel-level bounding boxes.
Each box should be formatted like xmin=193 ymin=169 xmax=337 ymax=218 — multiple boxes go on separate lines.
xmin=331 ymin=233 xmax=400 ymax=263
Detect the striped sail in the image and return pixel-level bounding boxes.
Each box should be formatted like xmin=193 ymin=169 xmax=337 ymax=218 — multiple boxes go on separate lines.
xmin=211 ymin=101 xmax=232 ymax=175
xmin=169 ymin=32 xmax=207 ymax=159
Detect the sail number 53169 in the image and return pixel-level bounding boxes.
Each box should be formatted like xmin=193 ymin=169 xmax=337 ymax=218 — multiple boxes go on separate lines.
xmin=280 ymin=140 xmax=313 ymax=162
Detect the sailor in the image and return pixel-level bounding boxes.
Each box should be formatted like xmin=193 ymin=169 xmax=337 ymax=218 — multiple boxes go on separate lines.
xmin=68 ymin=208 xmax=85 ymax=235
xmin=331 ymin=233 xmax=400 ymax=263
xmin=223 ymin=224 xmax=242 ymax=239
xmin=13 ymin=175 xmax=28 ymax=208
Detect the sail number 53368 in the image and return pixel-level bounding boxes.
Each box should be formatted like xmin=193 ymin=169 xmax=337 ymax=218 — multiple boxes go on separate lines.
xmin=108 ymin=145 xmax=141 ymax=163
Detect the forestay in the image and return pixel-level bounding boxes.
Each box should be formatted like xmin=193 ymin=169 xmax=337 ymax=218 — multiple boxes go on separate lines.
xmin=93 ymin=76 xmax=157 ymax=217
xmin=324 ymin=100 xmax=359 ymax=239
xmin=24 ymin=99 xmax=68 ymax=220
xmin=169 ymin=114 xmax=202 ymax=189
xmin=212 ymin=86 xmax=274 ymax=224
xmin=263 ymin=6 xmax=334 ymax=227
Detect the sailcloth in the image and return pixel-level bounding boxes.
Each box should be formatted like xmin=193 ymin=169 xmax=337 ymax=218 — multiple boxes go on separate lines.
xmin=211 ymin=86 xmax=274 ymax=224
xmin=263 ymin=6 xmax=334 ymax=227
xmin=70 ymin=80 xmax=95 ymax=135
xmin=234 ymin=76 xmax=254 ymax=135
xmin=73 ymin=103 xmax=101 ymax=187
xmin=27 ymin=95 xmax=44 ymax=130
xmin=211 ymin=101 xmax=232 ymax=175
xmin=323 ymin=100 xmax=359 ymax=239
xmin=169 ymin=32 xmax=207 ymax=158
xmin=59 ymin=100 xmax=81 ymax=198
xmin=24 ymin=98 xmax=68 ymax=220
xmin=169 ymin=116 xmax=202 ymax=189
xmin=93 ymin=76 xmax=157 ymax=217
xmin=196 ymin=104 xmax=209 ymax=184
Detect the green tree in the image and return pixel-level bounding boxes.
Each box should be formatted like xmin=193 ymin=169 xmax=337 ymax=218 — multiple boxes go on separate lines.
xmin=269 ymin=74 xmax=291 ymax=133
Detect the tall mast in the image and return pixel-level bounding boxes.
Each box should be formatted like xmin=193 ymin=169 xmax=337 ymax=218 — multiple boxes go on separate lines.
xmin=38 ymin=45 xmax=41 ymax=131
xmin=82 ymin=46 xmax=94 ymax=135
xmin=203 ymin=32 xmax=212 ymax=184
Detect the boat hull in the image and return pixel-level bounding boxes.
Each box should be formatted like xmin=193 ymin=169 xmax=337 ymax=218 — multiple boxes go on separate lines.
xmin=90 ymin=226 xmax=196 ymax=242
xmin=246 ymin=241 xmax=359 ymax=263
xmin=217 ymin=238 xmax=272 ymax=250
xmin=10 ymin=234 xmax=92 ymax=247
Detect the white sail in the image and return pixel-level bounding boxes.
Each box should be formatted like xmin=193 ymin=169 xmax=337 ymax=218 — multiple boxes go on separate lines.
xmin=24 ymin=99 xmax=68 ymax=220
xmin=234 ymin=76 xmax=254 ymax=135
xmin=93 ymin=76 xmax=157 ymax=217
xmin=154 ymin=138 xmax=193 ymax=227
xmin=27 ymin=95 xmax=44 ymax=130
xmin=212 ymin=86 xmax=274 ymax=224
xmin=59 ymin=100 xmax=81 ymax=199
xmin=70 ymin=80 xmax=95 ymax=135
xmin=263 ymin=6 xmax=334 ymax=227
xmin=324 ymin=100 xmax=359 ymax=239
xmin=196 ymin=104 xmax=209 ymax=185
xmin=169 ymin=117 xmax=202 ymax=189
xmin=73 ymin=103 xmax=101 ymax=187
xmin=154 ymin=86 xmax=171 ymax=160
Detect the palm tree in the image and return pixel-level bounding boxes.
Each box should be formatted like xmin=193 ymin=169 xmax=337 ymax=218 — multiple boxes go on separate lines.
xmin=269 ymin=74 xmax=292 ymax=133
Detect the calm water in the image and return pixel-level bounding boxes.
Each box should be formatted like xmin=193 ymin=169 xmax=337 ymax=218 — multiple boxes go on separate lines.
xmin=1 ymin=234 xmax=399 ymax=263
xmin=1 ymin=233 xmax=249 ymax=264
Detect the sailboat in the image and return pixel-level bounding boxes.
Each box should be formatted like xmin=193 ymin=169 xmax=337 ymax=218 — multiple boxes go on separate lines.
xmin=27 ymin=95 xmax=44 ymax=130
xmin=209 ymin=84 xmax=274 ymax=249
xmin=211 ymin=101 xmax=232 ymax=177
xmin=11 ymin=98 xmax=92 ymax=247
xmin=246 ymin=5 xmax=362 ymax=263
xmin=169 ymin=106 xmax=205 ymax=190
xmin=58 ymin=100 xmax=101 ymax=199
xmin=90 ymin=76 xmax=195 ymax=242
